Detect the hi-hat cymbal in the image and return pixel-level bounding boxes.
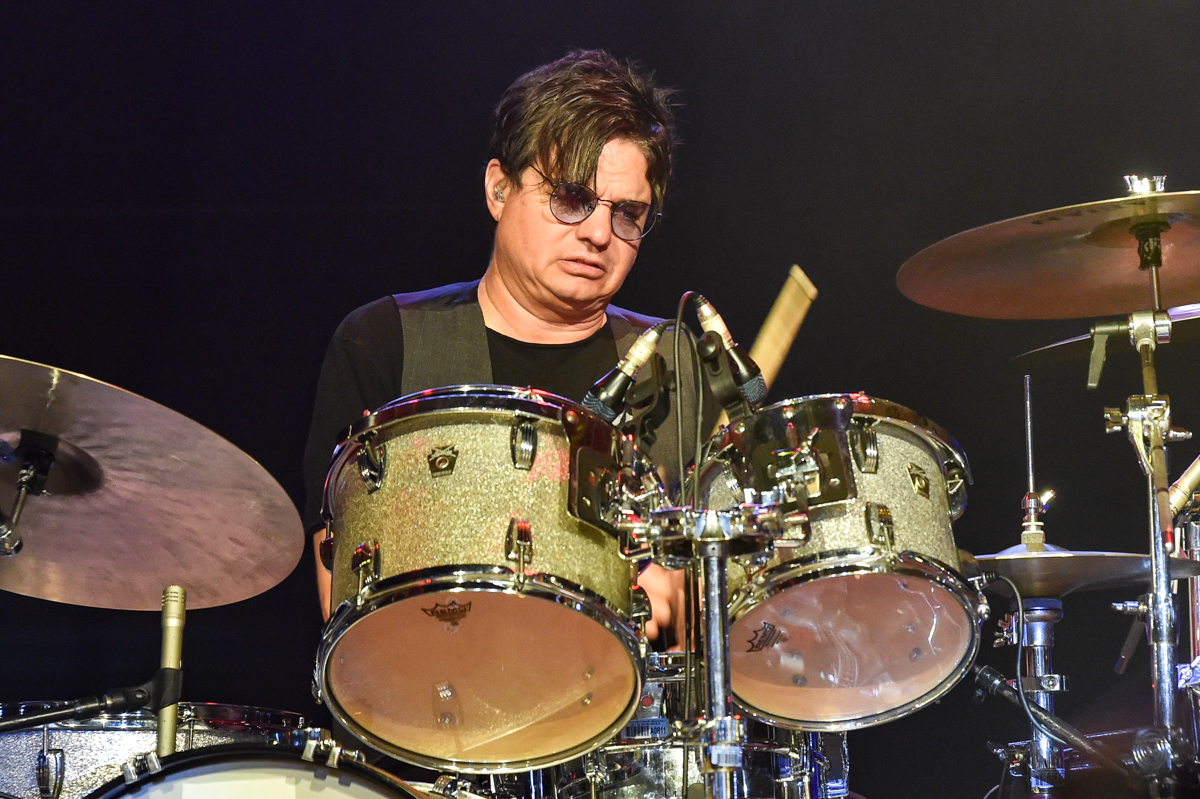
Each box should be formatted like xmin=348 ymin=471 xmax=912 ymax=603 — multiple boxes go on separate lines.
xmin=0 ymin=355 xmax=303 ymax=610
xmin=974 ymin=549 xmax=1200 ymax=598
xmin=1011 ymin=302 xmax=1200 ymax=368
xmin=897 ymin=190 xmax=1200 ymax=319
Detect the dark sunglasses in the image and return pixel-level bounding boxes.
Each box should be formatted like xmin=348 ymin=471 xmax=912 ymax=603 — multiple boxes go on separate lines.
xmin=530 ymin=167 xmax=659 ymax=241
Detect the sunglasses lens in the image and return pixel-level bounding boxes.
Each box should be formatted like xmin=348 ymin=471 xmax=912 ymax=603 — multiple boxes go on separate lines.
xmin=550 ymin=183 xmax=596 ymax=223
xmin=611 ymin=203 xmax=654 ymax=241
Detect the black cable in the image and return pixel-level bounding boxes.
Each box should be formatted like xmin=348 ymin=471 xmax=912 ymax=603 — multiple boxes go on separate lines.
xmin=673 ymin=291 xmax=696 ymax=507
xmin=995 ymin=574 xmax=1069 ymax=748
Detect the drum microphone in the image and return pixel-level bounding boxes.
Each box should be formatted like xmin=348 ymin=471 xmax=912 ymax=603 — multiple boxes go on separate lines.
xmin=583 ymin=321 xmax=668 ymax=423
xmin=694 ymin=295 xmax=767 ymax=405
xmin=157 ymin=585 xmax=186 ymax=757
xmin=1169 ymin=450 xmax=1200 ymax=518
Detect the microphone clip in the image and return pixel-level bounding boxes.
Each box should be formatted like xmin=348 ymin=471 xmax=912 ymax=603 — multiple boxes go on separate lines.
xmin=697 ymin=331 xmax=753 ymax=423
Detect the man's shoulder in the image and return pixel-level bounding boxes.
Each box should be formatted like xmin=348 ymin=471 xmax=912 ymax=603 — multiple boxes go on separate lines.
xmin=334 ymin=295 xmax=403 ymax=341
xmin=393 ymin=280 xmax=480 ymax=311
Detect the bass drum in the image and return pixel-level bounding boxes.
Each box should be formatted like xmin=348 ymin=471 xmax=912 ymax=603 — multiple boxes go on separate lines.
xmin=702 ymin=393 xmax=984 ymax=731
xmin=83 ymin=743 xmax=417 ymax=799
xmin=318 ymin=386 xmax=656 ymax=773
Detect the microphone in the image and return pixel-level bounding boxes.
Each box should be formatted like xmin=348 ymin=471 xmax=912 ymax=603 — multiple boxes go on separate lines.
xmin=583 ymin=322 xmax=668 ymax=423
xmin=1169 ymin=450 xmax=1200 ymax=518
xmin=694 ymin=295 xmax=767 ymax=405
xmin=156 ymin=585 xmax=186 ymax=757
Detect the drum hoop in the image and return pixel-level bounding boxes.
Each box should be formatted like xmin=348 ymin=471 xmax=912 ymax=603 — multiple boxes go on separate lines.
xmin=315 ymin=566 xmax=645 ymax=774
xmin=727 ymin=549 xmax=983 ymax=732
xmin=341 ymin=384 xmax=604 ymax=446
xmin=38 ymin=702 xmax=305 ymax=732
xmin=757 ymin=393 xmax=971 ymax=480
xmin=322 ymin=384 xmax=619 ymax=532
xmin=81 ymin=741 xmax=419 ymax=799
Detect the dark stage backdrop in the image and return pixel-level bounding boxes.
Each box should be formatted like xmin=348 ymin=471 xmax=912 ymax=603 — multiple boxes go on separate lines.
xmin=3 ymin=3 xmax=1200 ymax=797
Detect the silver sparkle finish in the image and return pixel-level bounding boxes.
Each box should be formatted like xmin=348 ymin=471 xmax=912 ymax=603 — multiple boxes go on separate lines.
xmin=0 ymin=703 xmax=306 ymax=799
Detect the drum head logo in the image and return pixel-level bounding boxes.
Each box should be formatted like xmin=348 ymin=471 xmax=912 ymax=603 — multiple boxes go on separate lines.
xmin=908 ymin=463 xmax=931 ymax=499
xmin=422 ymin=600 xmax=472 ymax=626
xmin=747 ymin=621 xmax=786 ymax=652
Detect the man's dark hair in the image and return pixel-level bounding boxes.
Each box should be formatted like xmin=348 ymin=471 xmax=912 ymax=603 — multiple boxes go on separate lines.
xmin=489 ymin=49 xmax=678 ymax=209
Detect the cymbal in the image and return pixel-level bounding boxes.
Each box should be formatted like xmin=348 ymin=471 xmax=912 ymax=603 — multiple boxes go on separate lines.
xmin=1011 ymin=302 xmax=1200 ymax=368
xmin=974 ymin=549 xmax=1200 ymax=598
xmin=0 ymin=356 xmax=303 ymax=610
xmin=897 ymin=190 xmax=1200 ymax=319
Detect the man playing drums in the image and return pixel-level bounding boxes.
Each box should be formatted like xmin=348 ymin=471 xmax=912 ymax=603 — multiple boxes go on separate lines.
xmin=302 ymin=49 xmax=711 ymax=645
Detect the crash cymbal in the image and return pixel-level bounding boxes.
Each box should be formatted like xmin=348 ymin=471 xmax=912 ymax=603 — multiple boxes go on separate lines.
xmin=897 ymin=190 xmax=1200 ymax=319
xmin=0 ymin=355 xmax=302 ymax=610
xmin=974 ymin=549 xmax=1200 ymax=598
xmin=1011 ymin=302 xmax=1200 ymax=368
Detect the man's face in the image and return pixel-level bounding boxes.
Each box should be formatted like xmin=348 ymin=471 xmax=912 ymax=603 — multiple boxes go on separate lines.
xmin=487 ymin=138 xmax=652 ymax=321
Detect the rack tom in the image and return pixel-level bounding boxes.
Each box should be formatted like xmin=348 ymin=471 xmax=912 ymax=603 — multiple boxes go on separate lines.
xmin=316 ymin=386 xmax=648 ymax=773
xmin=702 ymin=393 xmax=984 ymax=731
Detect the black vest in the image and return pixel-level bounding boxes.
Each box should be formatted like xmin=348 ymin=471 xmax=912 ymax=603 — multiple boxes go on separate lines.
xmin=393 ymin=280 xmax=706 ymax=486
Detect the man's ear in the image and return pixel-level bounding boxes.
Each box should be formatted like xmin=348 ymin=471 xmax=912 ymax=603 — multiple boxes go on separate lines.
xmin=484 ymin=159 xmax=508 ymax=221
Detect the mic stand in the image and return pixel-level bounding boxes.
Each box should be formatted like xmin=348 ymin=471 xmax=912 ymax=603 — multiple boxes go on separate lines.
xmin=0 ymin=668 xmax=182 ymax=734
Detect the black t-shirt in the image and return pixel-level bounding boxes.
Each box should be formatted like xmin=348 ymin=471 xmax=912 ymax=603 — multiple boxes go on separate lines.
xmin=301 ymin=297 xmax=620 ymax=534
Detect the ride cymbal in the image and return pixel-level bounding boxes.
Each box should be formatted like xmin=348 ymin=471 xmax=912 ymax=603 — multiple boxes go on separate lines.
xmin=897 ymin=191 xmax=1200 ymax=319
xmin=0 ymin=355 xmax=302 ymax=610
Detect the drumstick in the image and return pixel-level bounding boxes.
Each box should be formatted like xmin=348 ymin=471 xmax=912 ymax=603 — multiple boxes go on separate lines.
xmin=747 ymin=264 xmax=818 ymax=391
xmin=713 ymin=265 xmax=818 ymax=430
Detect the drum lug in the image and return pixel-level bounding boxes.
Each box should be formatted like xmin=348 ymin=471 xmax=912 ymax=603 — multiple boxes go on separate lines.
xmin=432 ymin=774 xmax=464 ymax=798
xmin=351 ymin=540 xmax=382 ymax=599
xmin=510 ymin=418 xmax=538 ymax=470
xmin=864 ymin=502 xmax=895 ymax=549
xmin=121 ymin=752 xmax=162 ymax=785
xmin=36 ymin=742 xmax=63 ymax=799
xmin=357 ymin=435 xmax=386 ymax=492
xmin=505 ymin=518 xmax=534 ymax=588
xmin=629 ymin=583 xmax=653 ymax=644
xmin=850 ymin=422 xmax=880 ymax=474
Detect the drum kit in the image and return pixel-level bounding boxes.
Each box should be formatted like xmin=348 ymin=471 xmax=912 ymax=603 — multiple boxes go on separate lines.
xmin=2 ymin=175 xmax=1200 ymax=799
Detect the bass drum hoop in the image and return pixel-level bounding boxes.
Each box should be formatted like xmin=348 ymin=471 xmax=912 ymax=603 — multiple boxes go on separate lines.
xmin=727 ymin=548 xmax=982 ymax=732
xmin=82 ymin=742 xmax=418 ymax=799
xmin=316 ymin=565 xmax=644 ymax=773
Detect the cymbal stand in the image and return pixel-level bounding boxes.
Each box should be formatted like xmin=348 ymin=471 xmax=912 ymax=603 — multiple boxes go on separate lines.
xmin=1102 ymin=177 xmax=1193 ymax=793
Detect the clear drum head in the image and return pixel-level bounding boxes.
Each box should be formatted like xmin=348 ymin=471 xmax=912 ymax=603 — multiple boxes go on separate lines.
xmin=729 ymin=558 xmax=978 ymax=730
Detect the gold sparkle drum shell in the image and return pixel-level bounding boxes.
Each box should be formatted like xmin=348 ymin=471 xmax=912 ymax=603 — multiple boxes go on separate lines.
xmin=316 ymin=386 xmax=644 ymax=773
xmin=704 ymin=394 xmax=983 ymax=731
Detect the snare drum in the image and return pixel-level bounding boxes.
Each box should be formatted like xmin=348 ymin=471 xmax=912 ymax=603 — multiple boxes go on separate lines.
xmin=702 ymin=394 xmax=984 ymax=731
xmin=83 ymin=743 xmax=415 ymax=798
xmin=0 ymin=702 xmax=305 ymax=799
xmin=316 ymin=386 xmax=648 ymax=773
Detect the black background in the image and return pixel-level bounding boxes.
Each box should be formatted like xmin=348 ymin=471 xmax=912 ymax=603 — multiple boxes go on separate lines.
xmin=3 ymin=3 xmax=1200 ymax=796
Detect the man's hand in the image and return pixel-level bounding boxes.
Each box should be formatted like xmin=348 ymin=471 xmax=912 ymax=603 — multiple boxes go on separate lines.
xmin=636 ymin=562 xmax=687 ymax=649
xmin=313 ymin=528 xmax=332 ymax=622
